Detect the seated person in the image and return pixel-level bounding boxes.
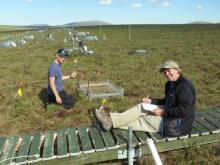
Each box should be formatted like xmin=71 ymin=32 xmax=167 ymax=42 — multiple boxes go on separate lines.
xmin=95 ymin=60 xmax=196 ymax=137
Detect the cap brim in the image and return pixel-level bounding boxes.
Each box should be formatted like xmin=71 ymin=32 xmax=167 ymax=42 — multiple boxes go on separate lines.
xmin=159 ymin=67 xmax=179 ymax=72
xmin=159 ymin=67 xmax=170 ymax=72
xmin=59 ymin=54 xmax=69 ymax=58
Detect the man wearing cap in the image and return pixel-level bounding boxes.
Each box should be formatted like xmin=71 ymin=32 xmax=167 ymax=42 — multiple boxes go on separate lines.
xmin=95 ymin=60 xmax=196 ymax=137
xmin=48 ymin=48 xmax=77 ymax=109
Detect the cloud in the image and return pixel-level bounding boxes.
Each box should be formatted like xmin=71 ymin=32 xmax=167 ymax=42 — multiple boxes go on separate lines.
xmin=99 ymin=0 xmax=112 ymax=5
xmin=197 ymin=5 xmax=203 ymax=9
xmin=149 ymin=0 xmax=158 ymax=2
xmin=27 ymin=0 xmax=32 ymax=2
xmin=162 ymin=1 xmax=173 ymax=7
xmin=131 ymin=3 xmax=142 ymax=8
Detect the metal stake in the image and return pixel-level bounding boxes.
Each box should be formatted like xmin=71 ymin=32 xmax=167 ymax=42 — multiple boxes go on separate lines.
xmin=128 ymin=126 xmax=133 ymax=165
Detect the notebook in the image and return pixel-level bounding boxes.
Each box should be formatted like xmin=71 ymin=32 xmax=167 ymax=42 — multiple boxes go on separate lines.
xmin=141 ymin=103 xmax=159 ymax=112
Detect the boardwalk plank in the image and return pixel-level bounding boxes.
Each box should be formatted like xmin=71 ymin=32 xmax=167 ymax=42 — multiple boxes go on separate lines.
xmin=28 ymin=131 xmax=41 ymax=163
xmin=0 ymin=136 xmax=19 ymax=165
xmin=134 ymin=131 xmax=148 ymax=144
xmin=78 ymin=126 xmax=94 ymax=153
xmin=196 ymin=114 xmax=219 ymax=133
xmin=89 ymin=125 xmax=106 ymax=151
xmin=42 ymin=131 xmax=55 ymax=160
xmin=67 ymin=128 xmax=81 ymax=156
xmin=57 ymin=129 xmax=68 ymax=158
xmin=0 ymin=137 xmax=6 ymax=157
xmin=97 ymin=125 xmax=117 ymax=149
xmin=15 ymin=133 xmax=32 ymax=164
xmin=192 ymin=120 xmax=210 ymax=135
xmin=112 ymin=128 xmax=138 ymax=146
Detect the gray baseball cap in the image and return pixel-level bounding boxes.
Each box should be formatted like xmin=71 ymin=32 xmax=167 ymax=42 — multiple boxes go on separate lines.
xmin=160 ymin=60 xmax=179 ymax=72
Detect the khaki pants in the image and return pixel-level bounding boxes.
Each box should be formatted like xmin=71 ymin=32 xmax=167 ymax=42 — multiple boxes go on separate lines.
xmin=110 ymin=104 xmax=162 ymax=132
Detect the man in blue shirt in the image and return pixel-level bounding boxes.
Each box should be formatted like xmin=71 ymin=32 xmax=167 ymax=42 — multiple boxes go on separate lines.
xmin=48 ymin=48 xmax=77 ymax=109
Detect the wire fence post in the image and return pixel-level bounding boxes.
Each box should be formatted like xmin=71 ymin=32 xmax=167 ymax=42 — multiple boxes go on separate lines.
xmin=128 ymin=24 xmax=131 ymax=40
xmin=128 ymin=126 xmax=133 ymax=165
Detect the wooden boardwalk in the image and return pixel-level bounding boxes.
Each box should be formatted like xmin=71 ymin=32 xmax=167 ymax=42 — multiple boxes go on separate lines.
xmin=0 ymin=106 xmax=220 ymax=165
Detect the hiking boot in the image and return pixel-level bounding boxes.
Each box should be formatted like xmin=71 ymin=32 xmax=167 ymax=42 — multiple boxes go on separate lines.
xmin=95 ymin=108 xmax=112 ymax=131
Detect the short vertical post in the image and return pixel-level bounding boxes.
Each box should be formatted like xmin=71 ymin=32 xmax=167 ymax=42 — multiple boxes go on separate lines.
xmin=100 ymin=23 xmax=102 ymax=36
xmin=87 ymin=80 xmax=90 ymax=96
xmin=128 ymin=24 xmax=131 ymax=40
xmin=147 ymin=138 xmax=163 ymax=165
xmin=128 ymin=126 xmax=133 ymax=165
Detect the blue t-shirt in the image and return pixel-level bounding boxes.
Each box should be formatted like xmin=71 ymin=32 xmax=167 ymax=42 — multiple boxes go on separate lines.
xmin=48 ymin=62 xmax=63 ymax=95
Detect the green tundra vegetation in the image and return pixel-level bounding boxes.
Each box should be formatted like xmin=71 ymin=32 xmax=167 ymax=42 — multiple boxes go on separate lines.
xmin=0 ymin=25 xmax=28 ymax=32
xmin=0 ymin=24 xmax=220 ymax=164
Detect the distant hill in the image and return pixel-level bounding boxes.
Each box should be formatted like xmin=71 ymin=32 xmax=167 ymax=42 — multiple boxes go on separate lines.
xmin=27 ymin=24 xmax=51 ymax=26
xmin=0 ymin=21 xmax=111 ymax=31
xmin=60 ymin=20 xmax=111 ymax=27
xmin=188 ymin=21 xmax=214 ymax=24
xmin=24 ymin=24 xmax=54 ymax=29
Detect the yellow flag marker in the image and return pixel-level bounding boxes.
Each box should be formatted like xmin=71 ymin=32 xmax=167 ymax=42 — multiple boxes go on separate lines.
xmin=17 ymin=88 xmax=23 ymax=97
xmin=74 ymin=59 xmax=78 ymax=63
xmin=102 ymin=98 xmax=107 ymax=104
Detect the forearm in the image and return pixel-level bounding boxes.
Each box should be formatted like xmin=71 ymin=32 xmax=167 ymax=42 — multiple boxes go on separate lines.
xmin=50 ymin=82 xmax=60 ymax=98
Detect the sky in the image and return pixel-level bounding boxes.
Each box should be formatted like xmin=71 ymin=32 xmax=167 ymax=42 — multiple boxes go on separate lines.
xmin=1 ymin=0 xmax=220 ymax=25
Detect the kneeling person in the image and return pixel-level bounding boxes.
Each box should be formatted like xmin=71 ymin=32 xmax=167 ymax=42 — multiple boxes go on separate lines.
xmin=48 ymin=48 xmax=77 ymax=109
